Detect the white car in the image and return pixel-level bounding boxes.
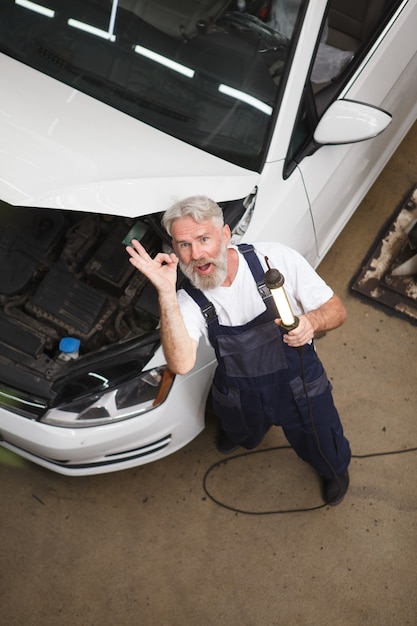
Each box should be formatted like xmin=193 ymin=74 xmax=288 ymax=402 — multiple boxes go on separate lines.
xmin=0 ymin=0 xmax=416 ymax=475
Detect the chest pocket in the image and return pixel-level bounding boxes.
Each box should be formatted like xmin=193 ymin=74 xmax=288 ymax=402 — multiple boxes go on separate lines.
xmin=216 ymin=321 xmax=287 ymax=378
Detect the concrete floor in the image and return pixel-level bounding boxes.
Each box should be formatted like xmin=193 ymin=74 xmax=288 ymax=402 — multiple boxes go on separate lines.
xmin=1 ymin=124 xmax=417 ymax=626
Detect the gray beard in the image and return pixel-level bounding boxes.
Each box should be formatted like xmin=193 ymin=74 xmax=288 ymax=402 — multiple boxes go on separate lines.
xmin=179 ymin=245 xmax=228 ymax=291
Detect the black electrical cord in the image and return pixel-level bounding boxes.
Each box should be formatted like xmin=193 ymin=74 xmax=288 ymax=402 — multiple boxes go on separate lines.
xmin=202 ymin=445 xmax=417 ymax=516
xmin=203 ymin=344 xmax=417 ymax=515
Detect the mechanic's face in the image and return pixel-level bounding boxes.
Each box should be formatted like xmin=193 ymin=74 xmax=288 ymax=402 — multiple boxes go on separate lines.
xmin=171 ymin=216 xmax=231 ymax=290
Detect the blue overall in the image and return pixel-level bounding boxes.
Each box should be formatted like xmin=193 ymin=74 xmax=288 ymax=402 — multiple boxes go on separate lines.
xmin=184 ymin=244 xmax=351 ymax=479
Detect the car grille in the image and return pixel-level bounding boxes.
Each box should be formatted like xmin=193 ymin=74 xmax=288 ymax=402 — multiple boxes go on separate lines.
xmin=29 ymin=435 xmax=173 ymax=470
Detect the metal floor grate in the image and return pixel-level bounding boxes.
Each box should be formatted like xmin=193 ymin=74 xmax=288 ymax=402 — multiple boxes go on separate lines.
xmin=350 ymin=184 xmax=417 ymax=325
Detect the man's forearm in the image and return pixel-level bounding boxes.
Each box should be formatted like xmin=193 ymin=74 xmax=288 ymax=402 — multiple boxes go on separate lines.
xmin=158 ymin=291 xmax=197 ymax=375
xmin=281 ymin=293 xmax=346 ymax=347
xmin=304 ymin=294 xmax=347 ymax=334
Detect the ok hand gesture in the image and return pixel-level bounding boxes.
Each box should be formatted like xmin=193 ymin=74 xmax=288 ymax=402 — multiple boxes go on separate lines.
xmin=126 ymin=239 xmax=178 ymax=294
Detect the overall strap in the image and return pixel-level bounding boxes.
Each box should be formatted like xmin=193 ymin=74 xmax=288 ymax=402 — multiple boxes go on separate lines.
xmin=182 ymin=281 xmax=219 ymax=327
xmin=237 ymin=243 xmax=276 ymax=313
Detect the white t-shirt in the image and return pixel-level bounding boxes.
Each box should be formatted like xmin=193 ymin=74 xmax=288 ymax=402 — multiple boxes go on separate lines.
xmin=177 ymin=243 xmax=333 ymax=345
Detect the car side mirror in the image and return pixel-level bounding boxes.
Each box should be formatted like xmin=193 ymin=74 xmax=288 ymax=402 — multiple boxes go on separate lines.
xmin=314 ymin=99 xmax=392 ymax=145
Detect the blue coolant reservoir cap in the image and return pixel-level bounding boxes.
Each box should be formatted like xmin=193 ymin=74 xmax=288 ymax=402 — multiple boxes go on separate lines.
xmin=59 ymin=337 xmax=81 ymax=354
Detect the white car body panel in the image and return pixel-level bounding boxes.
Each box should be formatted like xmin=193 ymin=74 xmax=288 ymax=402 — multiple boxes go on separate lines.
xmin=0 ymin=56 xmax=259 ymax=214
xmin=241 ymin=160 xmax=317 ymax=264
xmin=299 ymin=0 xmax=417 ymax=258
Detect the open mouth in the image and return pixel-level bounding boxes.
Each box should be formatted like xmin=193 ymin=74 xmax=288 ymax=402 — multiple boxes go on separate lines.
xmin=195 ymin=262 xmax=213 ymax=274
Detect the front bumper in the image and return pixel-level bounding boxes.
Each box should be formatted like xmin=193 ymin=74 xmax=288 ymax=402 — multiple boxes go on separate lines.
xmin=0 ymin=358 xmax=215 ymax=475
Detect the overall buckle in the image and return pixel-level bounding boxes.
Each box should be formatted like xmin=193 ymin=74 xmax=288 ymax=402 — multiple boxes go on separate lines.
xmin=202 ymin=302 xmax=217 ymax=323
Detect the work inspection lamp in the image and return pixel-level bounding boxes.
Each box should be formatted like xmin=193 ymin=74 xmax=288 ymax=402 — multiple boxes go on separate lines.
xmin=264 ymin=257 xmax=299 ymax=332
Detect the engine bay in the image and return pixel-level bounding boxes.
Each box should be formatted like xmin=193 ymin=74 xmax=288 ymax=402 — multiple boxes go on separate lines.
xmin=0 ymin=205 xmax=163 ymax=394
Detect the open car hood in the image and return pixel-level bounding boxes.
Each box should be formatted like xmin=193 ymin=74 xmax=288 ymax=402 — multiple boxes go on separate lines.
xmin=0 ymin=55 xmax=259 ymax=215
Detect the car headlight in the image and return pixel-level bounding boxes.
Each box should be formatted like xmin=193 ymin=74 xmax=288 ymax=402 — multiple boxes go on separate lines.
xmin=41 ymin=366 xmax=175 ymax=427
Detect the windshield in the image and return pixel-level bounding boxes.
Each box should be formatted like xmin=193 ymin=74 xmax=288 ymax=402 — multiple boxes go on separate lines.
xmin=0 ymin=0 xmax=304 ymax=171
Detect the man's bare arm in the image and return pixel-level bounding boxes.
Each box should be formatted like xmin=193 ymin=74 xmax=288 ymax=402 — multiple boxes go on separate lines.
xmin=126 ymin=240 xmax=197 ymax=374
xmin=278 ymin=294 xmax=347 ymax=347
xmin=157 ymin=290 xmax=198 ymax=375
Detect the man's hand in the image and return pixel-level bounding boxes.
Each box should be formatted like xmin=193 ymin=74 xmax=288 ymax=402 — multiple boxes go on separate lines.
xmin=126 ymin=239 xmax=178 ymax=294
xmin=280 ymin=315 xmax=315 ymax=347
xmin=274 ymin=294 xmax=347 ymax=348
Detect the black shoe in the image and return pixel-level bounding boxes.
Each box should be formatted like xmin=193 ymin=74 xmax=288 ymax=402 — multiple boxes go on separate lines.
xmin=217 ymin=430 xmax=239 ymax=454
xmin=322 ymin=469 xmax=349 ymax=505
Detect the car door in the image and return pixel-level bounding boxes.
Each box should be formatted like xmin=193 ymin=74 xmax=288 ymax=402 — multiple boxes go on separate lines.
xmin=287 ymin=0 xmax=417 ymax=260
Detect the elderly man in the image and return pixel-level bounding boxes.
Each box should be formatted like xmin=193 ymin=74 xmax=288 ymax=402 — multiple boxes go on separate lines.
xmin=126 ymin=195 xmax=351 ymax=505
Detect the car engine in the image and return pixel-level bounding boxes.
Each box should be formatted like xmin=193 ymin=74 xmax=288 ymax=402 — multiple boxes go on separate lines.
xmin=0 ymin=205 xmax=162 ymax=395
